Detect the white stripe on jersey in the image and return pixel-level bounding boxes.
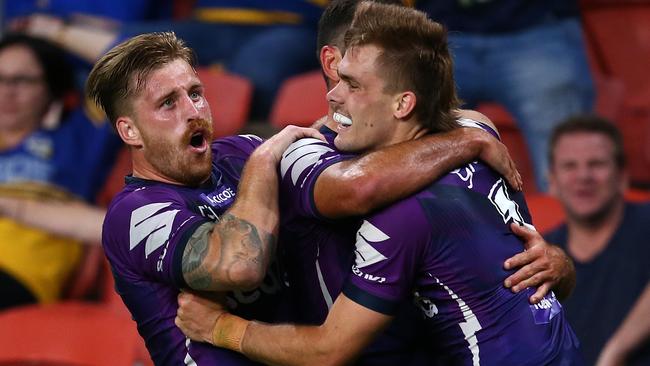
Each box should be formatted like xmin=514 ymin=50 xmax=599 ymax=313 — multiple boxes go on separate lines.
xmin=280 ymin=138 xmax=334 ymax=185
xmin=354 ymin=220 xmax=389 ymax=269
xmin=184 ymin=338 xmax=198 ymax=366
xmin=433 ymin=276 xmax=482 ymax=366
xmin=129 ymin=202 xmax=180 ymax=258
xmin=316 ymin=258 xmax=334 ymax=310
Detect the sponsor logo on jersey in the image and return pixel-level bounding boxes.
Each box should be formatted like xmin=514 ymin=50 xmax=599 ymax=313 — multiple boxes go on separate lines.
xmin=129 ymin=202 xmax=180 ymax=258
xmin=351 ymin=220 xmax=389 ymax=283
xmin=280 ymin=138 xmax=334 ymax=185
xmin=201 ymin=187 xmax=236 ymax=206
xmin=451 ymin=161 xmax=477 ymax=189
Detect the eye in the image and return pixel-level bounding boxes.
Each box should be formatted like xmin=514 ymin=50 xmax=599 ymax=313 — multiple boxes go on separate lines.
xmin=189 ymin=91 xmax=202 ymax=100
xmin=161 ymin=98 xmax=174 ymax=108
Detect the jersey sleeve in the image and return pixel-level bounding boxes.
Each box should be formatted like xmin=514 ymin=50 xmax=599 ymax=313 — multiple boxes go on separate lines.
xmin=102 ymin=187 xmax=210 ymax=289
xmin=279 ymin=136 xmax=354 ymax=219
xmin=343 ymin=198 xmax=430 ymax=315
xmin=211 ymin=134 xmax=264 ymax=178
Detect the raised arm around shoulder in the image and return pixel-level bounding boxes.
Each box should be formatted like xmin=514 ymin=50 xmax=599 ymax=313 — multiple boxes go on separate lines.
xmin=181 ymin=126 xmax=324 ymax=291
xmin=314 ymin=125 xmax=521 ymax=218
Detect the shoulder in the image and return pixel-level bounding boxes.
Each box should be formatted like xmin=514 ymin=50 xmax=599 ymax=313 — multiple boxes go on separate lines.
xmin=105 ymin=183 xmax=187 ymax=225
xmin=364 ymin=194 xmax=432 ymax=240
xmin=211 ymin=134 xmax=264 ymax=161
xmin=280 ymin=137 xmax=338 ymax=182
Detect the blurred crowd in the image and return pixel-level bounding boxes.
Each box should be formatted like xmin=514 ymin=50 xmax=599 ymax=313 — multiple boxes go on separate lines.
xmin=0 ymin=1 xmax=647 ymax=365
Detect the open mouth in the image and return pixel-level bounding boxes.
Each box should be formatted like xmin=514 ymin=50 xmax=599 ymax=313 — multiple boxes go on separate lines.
xmin=188 ymin=130 xmax=208 ymax=151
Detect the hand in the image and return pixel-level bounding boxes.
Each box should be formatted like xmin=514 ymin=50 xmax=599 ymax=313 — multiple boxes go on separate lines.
xmin=474 ymin=129 xmax=522 ymax=191
xmin=503 ymin=223 xmax=574 ymax=303
xmin=175 ymin=291 xmax=227 ymax=344
xmin=257 ymin=125 xmax=326 ymax=163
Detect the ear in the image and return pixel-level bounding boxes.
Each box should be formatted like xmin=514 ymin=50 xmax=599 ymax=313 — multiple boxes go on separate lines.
xmin=393 ymin=92 xmax=416 ymax=119
xmin=116 ymin=117 xmax=143 ymax=147
xmin=320 ymin=45 xmax=342 ymax=86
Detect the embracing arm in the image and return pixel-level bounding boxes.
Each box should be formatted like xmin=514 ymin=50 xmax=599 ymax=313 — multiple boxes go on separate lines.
xmin=504 ymin=223 xmax=576 ymax=303
xmin=181 ymin=126 xmax=324 ymax=291
xmin=314 ymin=115 xmax=520 ymax=218
xmin=176 ymin=292 xmax=390 ymax=366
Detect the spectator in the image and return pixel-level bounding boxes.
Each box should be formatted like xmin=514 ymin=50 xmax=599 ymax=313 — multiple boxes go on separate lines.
xmin=13 ymin=0 xmax=326 ymax=121
xmin=415 ymin=0 xmax=595 ymax=191
xmin=0 ymin=33 xmax=121 ymax=310
xmin=545 ymin=115 xmax=650 ymax=366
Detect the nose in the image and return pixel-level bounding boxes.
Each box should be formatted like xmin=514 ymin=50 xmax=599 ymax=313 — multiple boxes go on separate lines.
xmin=326 ymin=80 xmax=344 ymax=109
xmin=182 ymin=93 xmax=203 ymax=122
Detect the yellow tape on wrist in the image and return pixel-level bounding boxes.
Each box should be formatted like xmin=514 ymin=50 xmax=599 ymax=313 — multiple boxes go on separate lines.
xmin=212 ymin=313 xmax=250 ymax=352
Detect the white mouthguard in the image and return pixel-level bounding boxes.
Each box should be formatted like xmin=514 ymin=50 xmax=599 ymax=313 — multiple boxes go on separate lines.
xmin=333 ymin=112 xmax=352 ymax=126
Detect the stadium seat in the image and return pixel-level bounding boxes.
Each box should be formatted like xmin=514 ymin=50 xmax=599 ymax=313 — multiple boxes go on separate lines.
xmin=269 ymin=70 xmax=328 ymax=128
xmin=581 ymin=2 xmax=650 ymax=187
xmin=196 ymin=67 xmax=253 ymax=138
xmin=476 ymin=103 xmax=538 ymax=193
xmin=0 ymin=302 xmax=151 ymax=366
xmin=625 ymin=188 xmax=650 ymax=202
xmin=62 ymin=244 xmax=104 ymax=300
xmin=525 ymin=193 xmax=565 ymax=234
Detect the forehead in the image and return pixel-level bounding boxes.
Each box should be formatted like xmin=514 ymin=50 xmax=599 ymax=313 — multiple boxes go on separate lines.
xmin=340 ymin=44 xmax=383 ymax=79
xmin=135 ymin=59 xmax=200 ymax=100
xmin=554 ymin=132 xmax=615 ymax=160
xmin=0 ymin=45 xmax=42 ymax=74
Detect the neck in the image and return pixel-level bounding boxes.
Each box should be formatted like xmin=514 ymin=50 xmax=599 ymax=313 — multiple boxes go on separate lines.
xmin=0 ymin=126 xmax=34 ymax=151
xmin=566 ymin=199 xmax=625 ymax=263
xmin=381 ymin=118 xmax=428 ymax=148
xmin=130 ymin=151 xmax=180 ymax=186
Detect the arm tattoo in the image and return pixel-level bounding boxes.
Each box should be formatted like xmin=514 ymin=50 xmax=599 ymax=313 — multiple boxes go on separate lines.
xmin=182 ymin=214 xmax=277 ymax=291
xmin=182 ymin=222 xmax=214 ymax=290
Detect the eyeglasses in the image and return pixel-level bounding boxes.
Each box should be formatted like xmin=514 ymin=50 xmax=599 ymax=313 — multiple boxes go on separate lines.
xmin=0 ymin=74 xmax=44 ymax=88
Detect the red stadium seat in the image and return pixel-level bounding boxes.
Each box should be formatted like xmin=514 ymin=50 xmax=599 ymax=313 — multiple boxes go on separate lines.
xmin=62 ymin=244 xmax=104 ymax=300
xmin=0 ymin=302 xmax=151 ymax=366
xmin=476 ymin=103 xmax=538 ymax=193
xmin=197 ymin=67 xmax=253 ymax=138
xmin=270 ymin=70 xmax=328 ymax=128
xmin=581 ymin=2 xmax=650 ymax=187
xmin=525 ymin=193 xmax=565 ymax=234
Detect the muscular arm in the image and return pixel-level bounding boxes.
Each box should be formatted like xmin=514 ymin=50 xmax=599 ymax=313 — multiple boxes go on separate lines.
xmin=597 ymin=283 xmax=650 ymax=366
xmin=0 ymin=197 xmax=104 ymax=243
xmin=315 ymin=119 xmax=520 ymax=218
xmin=181 ymin=126 xmax=323 ymax=291
xmin=177 ymin=292 xmax=390 ymax=366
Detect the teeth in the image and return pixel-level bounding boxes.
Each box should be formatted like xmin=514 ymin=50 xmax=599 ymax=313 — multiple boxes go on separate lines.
xmin=333 ymin=112 xmax=352 ymax=126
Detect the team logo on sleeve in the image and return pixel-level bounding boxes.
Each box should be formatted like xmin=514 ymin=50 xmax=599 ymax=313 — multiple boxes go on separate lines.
xmin=280 ymin=138 xmax=334 ymax=185
xmin=129 ymin=202 xmax=180 ymax=258
xmin=352 ymin=220 xmax=388 ymax=283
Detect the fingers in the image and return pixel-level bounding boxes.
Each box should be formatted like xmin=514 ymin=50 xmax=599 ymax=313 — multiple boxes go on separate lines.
xmin=503 ymin=250 xmax=533 ymax=271
xmin=509 ymin=222 xmax=541 ymax=250
xmin=504 ymin=260 xmax=538 ymax=289
xmin=529 ymin=283 xmax=551 ymax=304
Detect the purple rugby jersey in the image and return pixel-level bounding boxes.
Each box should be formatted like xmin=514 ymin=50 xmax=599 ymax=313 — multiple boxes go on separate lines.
xmin=278 ymin=126 xmax=434 ymax=365
xmin=102 ymin=135 xmax=289 ymax=365
xmin=342 ymin=123 xmax=583 ymax=365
